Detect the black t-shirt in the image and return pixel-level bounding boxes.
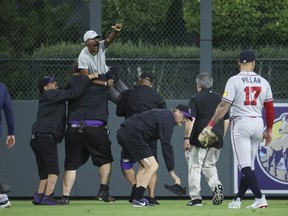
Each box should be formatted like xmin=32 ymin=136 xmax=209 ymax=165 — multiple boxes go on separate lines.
xmin=116 ymin=85 xmax=166 ymax=118
xmin=67 ymin=84 xmax=109 ymax=124
xmin=188 ymin=89 xmax=230 ymax=149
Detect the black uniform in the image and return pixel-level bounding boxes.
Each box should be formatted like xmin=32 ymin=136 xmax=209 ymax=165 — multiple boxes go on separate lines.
xmin=30 ymin=76 xmax=91 ymax=179
xmin=188 ymin=89 xmax=230 ymax=149
xmin=117 ymin=109 xmax=176 ymax=172
xmin=116 ymin=85 xmax=167 ymax=166
xmin=64 ymin=84 xmax=113 ymax=170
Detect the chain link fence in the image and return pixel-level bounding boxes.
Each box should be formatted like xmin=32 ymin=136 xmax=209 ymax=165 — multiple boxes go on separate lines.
xmin=1 ymin=0 xmax=288 ymax=100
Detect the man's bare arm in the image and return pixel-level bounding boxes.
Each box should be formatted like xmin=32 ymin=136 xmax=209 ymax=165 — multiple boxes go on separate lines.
xmin=104 ymin=23 xmax=122 ymax=48
xmin=207 ymin=101 xmax=231 ymax=130
xmin=183 ymin=120 xmax=194 ymax=150
xmin=80 ymin=69 xmax=89 ymax=76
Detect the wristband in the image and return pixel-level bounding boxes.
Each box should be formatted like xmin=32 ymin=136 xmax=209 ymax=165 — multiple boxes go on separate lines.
xmin=208 ymin=119 xmax=215 ymax=127
xmin=184 ymin=137 xmax=190 ymax=140
xmin=104 ymin=81 xmax=107 ymax=86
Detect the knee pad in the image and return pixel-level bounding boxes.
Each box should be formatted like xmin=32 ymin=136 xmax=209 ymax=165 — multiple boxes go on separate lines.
xmin=120 ymin=160 xmax=133 ymax=170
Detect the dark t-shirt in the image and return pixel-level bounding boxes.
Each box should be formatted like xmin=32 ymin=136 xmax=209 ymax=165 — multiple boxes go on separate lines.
xmin=116 ymin=85 xmax=166 ymax=118
xmin=67 ymin=82 xmax=109 ymax=124
xmin=188 ymin=89 xmax=230 ymax=149
xmin=32 ymin=76 xmax=90 ymax=142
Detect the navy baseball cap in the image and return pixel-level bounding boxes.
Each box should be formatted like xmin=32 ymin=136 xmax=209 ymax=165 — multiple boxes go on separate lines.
xmin=239 ymin=50 xmax=255 ymax=63
xmin=176 ymin=104 xmax=193 ymax=121
xmin=38 ymin=75 xmax=56 ymax=92
xmin=139 ymin=72 xmax=154 ymax=83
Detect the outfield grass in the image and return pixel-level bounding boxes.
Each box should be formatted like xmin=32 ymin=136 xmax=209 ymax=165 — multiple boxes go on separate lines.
xmin=1 ymin=199 xmax=287 ymax=216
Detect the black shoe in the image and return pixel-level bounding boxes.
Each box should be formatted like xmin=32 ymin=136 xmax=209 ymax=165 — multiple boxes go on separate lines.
xmin=212 ymin=184 xmax=224 ymax=205
xmin=147 ymin=197 xmax=160 ymax=205
xmin=58 ymin=196 xmax=69 ymax=205
xmin=96 ymin=190 xmax=115 ymax=203
xmin=41 ymin=194 xmax=59 ymax=205
xmin=164 ymin=184 xmax=186 ymax=196
xmin=186 ymin=199 xmax=202 ymax=206
xmin=32 ymin=192 xmax=44 ymax=205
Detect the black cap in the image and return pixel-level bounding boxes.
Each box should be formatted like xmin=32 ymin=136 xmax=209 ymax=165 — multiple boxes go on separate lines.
xmin=139 ymin=72 xmax=154 ymax=83
xmin=38 ymin=75 xmax=56 ymax=92
xmin=239 ymin=50 xmax=255 ymax=63
xmin=176 ymin=104 xmax=193 ymax=121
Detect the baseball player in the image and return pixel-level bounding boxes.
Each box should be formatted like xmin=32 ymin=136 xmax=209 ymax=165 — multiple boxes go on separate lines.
xmin=116 ymin=72 xmax=166 ymax=205
xmin=201 ymin=50 xmax=274 ymax=209
xmin=78 ymin=23 xmax=127 ymax=104
xmin=117 ymin=104 xmax=192 ymax=207
xmin=184 ymin=72 xmax=230 ymax=206
xmin=0 ymin=81 xmax=15 ymax=208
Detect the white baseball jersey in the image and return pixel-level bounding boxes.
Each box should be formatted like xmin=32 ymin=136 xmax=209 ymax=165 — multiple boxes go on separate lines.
xmin=78 ymin=40 xmax=109 ymax=75
xmin=222 ymin=71 xmax=273 ymax=117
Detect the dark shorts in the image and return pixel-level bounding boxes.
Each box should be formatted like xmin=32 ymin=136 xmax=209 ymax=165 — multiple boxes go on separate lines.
xmin=30 ymin=133 xmax=59 ymax=179
xmin=64 ymin=126 xmax=113 ymax=170
xmin=117 ymin=126 xmax=154 ymax=163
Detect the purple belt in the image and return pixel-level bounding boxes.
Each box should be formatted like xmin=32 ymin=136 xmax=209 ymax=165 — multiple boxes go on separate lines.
xmin=68 ymin=120 xmax=105 ymax=127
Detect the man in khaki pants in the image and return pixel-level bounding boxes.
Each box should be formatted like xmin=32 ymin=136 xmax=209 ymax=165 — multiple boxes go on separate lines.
xmin=183 ymin=72 xmax=229 ymax=206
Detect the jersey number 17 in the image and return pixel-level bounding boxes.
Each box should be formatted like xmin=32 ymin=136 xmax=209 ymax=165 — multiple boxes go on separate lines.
xmin=244 ymin=86 xmax=261 ymax=105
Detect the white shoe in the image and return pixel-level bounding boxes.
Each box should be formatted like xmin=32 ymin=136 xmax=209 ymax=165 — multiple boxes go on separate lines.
xmin=228 ymin=197 xmax=241 ymax=209
xmin=0 ymin=200 xmax=11 ymax=208
xmin=246 ymin=195 xmax=268 ymax=209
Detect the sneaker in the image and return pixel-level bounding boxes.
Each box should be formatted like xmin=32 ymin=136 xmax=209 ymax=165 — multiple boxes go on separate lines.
xmin=147 ymin=197 xmax=160 ymax=205
xmin=58 ymin=196 xmax=69 ymax=205
xmin=212 ymin=184 xmax=224 ymax=205
xmin=0 ymin=200 xmax=11 ymax=208
xmin=32 ymin=192 xmax=44 ymax=205
xmin=246 ymin=195 xmax=268 ymax=209
xmin=132 ymin=198 xmax=154 ymax=207
xmin=41 ymin=194 xmax=60 ymax=205
xmin=186 ymin=199 xmax=202 ymax=206
xmin=96 ymin=190 xmax=115 ymax=203
xmin=228 ymin=197 xmax=241 ymax=209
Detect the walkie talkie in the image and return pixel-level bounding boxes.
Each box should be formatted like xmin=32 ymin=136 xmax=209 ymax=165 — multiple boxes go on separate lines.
xmin=78 ymin=116 xmax=84 ymax=133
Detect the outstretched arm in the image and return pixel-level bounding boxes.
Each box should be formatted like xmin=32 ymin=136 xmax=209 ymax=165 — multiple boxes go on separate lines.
xmin=104 ymin=23 xmax=122 ymax=48
xmin=169 ymin=170 xmax=181 ymax=185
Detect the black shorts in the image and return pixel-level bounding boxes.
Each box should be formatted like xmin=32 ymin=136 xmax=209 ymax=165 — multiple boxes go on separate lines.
xmin=30 ymin=133 xmax=59 ymax=179
xmin=117 ymin=126 xmax=154 ymax=162
xmin=64 ymin=126 xmax=113 ymax=170
xmin=119 ymin=139 xmax=158 ymax=164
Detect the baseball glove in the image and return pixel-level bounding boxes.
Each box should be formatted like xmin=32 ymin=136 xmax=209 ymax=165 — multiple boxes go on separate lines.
xmin=198 ymin=127 xmax=218 ymax=148
xmin=164 ymin=184 xmax=187 ymax=196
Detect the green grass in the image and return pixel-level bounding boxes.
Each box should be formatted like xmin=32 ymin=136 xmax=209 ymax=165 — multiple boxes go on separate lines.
xmin=2 ymin=199 xmax=287 ymax=216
